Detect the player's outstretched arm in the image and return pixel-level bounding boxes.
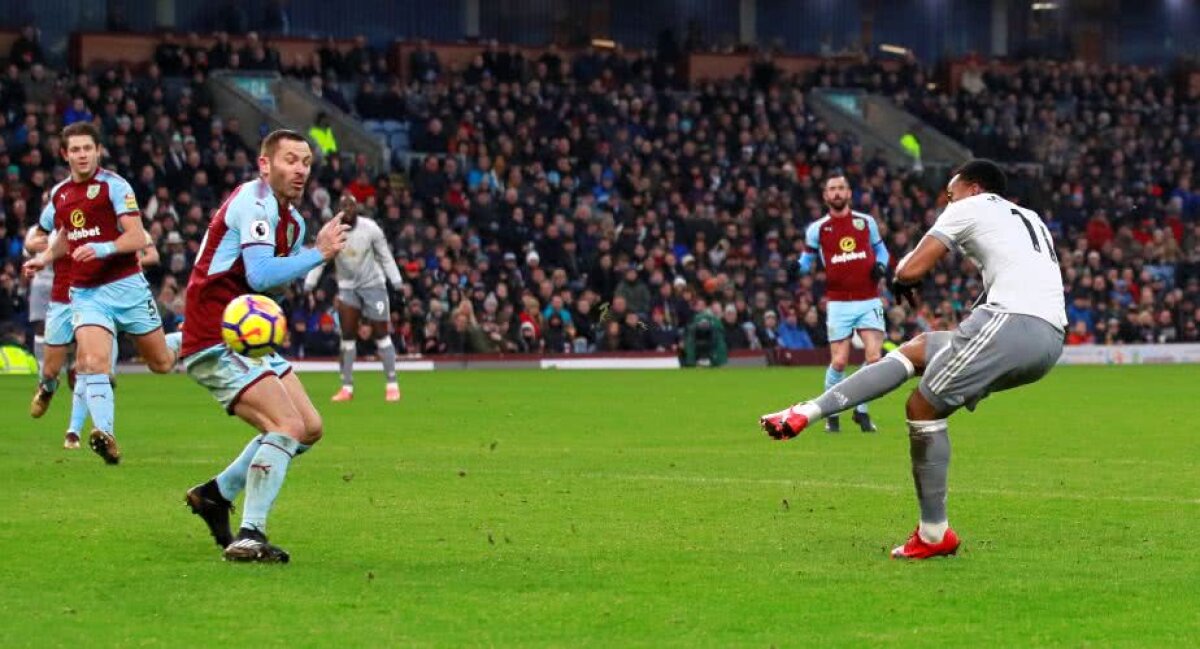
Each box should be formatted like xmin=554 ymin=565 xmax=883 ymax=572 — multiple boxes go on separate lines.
xmin=243 ymin=217 xmax=348 ymax=292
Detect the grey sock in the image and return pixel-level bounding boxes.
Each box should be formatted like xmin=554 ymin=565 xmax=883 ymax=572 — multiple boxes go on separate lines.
xmin=812 ymin=353 xmax=913 ymax=417
xmin=33 ymin=336 xmax=45 ymax=368
xmin=377 ymin=337 xmax=397 ymax=383
xmin=339 ymin=341 xmax=355 ymax=387
xmin=908 ymin=419 xmax=950 ymax=523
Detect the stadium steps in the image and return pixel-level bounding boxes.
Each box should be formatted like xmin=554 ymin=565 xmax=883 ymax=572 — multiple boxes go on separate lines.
xmin=809 ymin=88 xmax=972 ymax=184
xmin=208 ymin=71 xmax=389 ymax=173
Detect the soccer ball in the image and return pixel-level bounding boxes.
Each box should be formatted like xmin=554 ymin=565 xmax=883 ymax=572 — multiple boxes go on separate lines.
xmin=221 ymin=294 xmax=286 ymax=358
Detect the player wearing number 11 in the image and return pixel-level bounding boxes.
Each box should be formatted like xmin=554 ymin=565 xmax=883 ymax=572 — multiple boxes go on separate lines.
xmin=760 ymin=159 xmax=1066 ymax=559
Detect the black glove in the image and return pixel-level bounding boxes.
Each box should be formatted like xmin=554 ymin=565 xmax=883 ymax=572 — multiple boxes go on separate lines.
xmin=890 ymin=277 xmax=921 ymax=308
xmin=871 ymin=262 xmax=887 ymax=282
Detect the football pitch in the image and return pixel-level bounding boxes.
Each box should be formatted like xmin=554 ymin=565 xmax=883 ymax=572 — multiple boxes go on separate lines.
xmin=1 ymin=365 xmax=1196 ymax=647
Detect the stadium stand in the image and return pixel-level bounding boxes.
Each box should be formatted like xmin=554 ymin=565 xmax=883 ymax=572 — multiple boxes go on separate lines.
xmin=1 ymin=29 xmax=1197 ymax=358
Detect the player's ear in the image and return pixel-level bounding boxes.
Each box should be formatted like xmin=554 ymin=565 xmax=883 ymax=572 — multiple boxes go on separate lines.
xmin=257 ymin=155 xmax=270 ymax=175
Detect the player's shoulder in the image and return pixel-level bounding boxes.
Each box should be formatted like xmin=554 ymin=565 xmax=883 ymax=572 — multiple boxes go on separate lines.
xmin=48 ymin=178 xmax=71 ymax=199
xmin=226 ymin=179 xmax=272 ymax=223
xmin=95 ymin=168 xmax=133 ymax=188
xmin=807 ymin=215 xmax=831 ymax=234
xmin=357 ymin=216 xmax=382 ymax=231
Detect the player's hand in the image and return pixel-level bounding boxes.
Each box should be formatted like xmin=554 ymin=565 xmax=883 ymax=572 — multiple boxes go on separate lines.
xmin=890 ymin=277 xmax=921 ymax=308
xmin=315 ymin=214 xmax=350 ymax=260
xmin=73 ymin=244 xmax=98 ymax=263
xmin=22 ymin=254 xmax=47 ymax=278
xmin=871 ymin=262 xmax=887 ymax=282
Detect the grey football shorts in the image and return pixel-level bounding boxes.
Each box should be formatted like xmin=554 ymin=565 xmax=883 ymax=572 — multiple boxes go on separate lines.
xmin=919 ymin=308 xmax=1064 ymax=415
xmin=338 ymin=286 xmax=390 ymax=322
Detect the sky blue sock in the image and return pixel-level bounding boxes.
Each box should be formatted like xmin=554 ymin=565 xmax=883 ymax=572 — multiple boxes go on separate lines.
xmin=216 ymin=434 xmax=265 ymax=502
xmin=241 ymin=433 xmax=299 ymax=534
xmin=67 ymin=378 xmax=88 ymax=434
xmin=824 ymin=366 xmax=845 ymax=393
xmin=81 ymin=374 xmax=115 ymax=435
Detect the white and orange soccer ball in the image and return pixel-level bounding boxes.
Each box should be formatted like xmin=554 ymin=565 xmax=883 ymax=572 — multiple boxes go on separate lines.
xmin=221 ymin=294 xmax=287 ymax=358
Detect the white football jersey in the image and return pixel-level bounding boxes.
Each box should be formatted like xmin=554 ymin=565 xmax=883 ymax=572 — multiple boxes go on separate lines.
xmin=928 ymin=193 xmax=1066 ymax=329
xmin=304 ymin=217 xmax=402 ymax=291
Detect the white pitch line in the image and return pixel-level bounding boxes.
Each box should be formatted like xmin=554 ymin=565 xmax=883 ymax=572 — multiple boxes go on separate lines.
xmin=402 ymin=467 xmax=1200 ymax=506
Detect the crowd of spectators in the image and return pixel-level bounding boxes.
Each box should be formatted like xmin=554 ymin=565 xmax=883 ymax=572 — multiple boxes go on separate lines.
xmin=0 ymin=28 xmax=1197 ymax=360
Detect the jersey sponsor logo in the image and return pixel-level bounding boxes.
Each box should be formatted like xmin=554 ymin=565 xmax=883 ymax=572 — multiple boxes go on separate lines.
xmin=86 ymin=184 xmax=100 ymax=200
xmin=829 ymin=250 xmax=868 ymax=264
xmin=70 ymin=209 xmax=86 ymax=228
xmin=838 ymin=236 xmax=857 ymax=252
xmin=67 ymin=225 xmax=102 ymax=241
xmin=250 ymin=220 xmax=271 ymax=242
xmin=124 ymin=193 xmax=137 ymax=211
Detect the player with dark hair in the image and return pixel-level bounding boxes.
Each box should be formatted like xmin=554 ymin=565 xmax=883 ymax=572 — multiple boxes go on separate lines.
xmin=304 ymin=194 xmax=404 ymax=403
xmin=796 ymin=174 xmax=889 ymax=433
xmin=23 ymin=122 xmax=181 ymax=464
xmin=181 ymin=129 xmax=349 ymax=563
xmin=760 ymin=159 xmax=1066 ymax=559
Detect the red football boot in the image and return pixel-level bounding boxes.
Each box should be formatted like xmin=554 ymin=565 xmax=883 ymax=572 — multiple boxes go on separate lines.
xmin=759 ymin=404 xmax=812 ymax=441
xmin=891 ymin=527 xmax=960 ymax=559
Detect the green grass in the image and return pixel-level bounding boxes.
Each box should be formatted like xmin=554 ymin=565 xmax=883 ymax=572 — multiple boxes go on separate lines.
xmin=1 ymin=366 xmax=1197 ymax=647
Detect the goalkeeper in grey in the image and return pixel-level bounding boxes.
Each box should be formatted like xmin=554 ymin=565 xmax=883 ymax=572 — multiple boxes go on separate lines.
xmin=759 ymin=159 xmax=1066 ymax=559
xmin=304 ymin=204 xmax=404 ymax=402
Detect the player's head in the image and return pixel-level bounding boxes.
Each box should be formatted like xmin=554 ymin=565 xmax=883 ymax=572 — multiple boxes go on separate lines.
xmin=60 ymin=122 xmax=102 ymax=180
xmin=947 ymin=159 xmax=1007 ymax=203
xmin=822 ymin=174 xmax=851 ymax=213
xmin=258 ymin=129 xmax=313 ymax=202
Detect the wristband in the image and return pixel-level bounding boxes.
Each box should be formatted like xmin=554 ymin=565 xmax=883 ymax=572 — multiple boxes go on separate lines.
xmin=92 ymin=242 xmax=118 ymax=259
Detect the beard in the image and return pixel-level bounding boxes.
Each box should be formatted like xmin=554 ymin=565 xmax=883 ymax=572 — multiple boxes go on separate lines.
xmin=826 ymin=197 xmax=848 ymax=212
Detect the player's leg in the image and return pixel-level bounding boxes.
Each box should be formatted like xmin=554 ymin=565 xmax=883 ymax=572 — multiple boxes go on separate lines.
xmin=892 ymin=311 xmax=1062 ymax=559
xmin=32 ymin=320 xmax=46 ymax=369
xmin=823 ymin=337 xmax=850 ymax=433
xmin=332 ymin=294 xmax=361 ymax=401
xmin=30 ymin=343 xmax=67 ymax=417
xmin=65 ymin=347 xmax=86 ymax=449
xmin=852 ymin=326 xmax=886 ymax=432
xmin=362 ymin=286 xmax=400 ymax=401
xmin=130 ymin=328 xmax=181 ymax=373
xmin=74 ymin=323 xmax=121 ymax=464
xmin=760 ymin=332 xmax=947 ymax=439
xmin=108 ymin=274 xmax=179 ymax=373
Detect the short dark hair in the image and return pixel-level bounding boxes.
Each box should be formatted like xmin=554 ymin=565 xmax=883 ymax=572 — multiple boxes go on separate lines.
xmin=60 ymin=122 xmax=101 ymax=149
xmin=259 ymin=129 xmax=310 ymax=158
xmin=824 ymin=174 xmax=849 ymax=189
xmin=954 ymin=159 xmax=1007 ymax=195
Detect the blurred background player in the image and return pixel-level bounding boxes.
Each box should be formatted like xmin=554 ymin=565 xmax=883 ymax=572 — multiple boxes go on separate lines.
xmin=25 ymin=225 xmax=158 ymax=449
xmin=761 ymin=160 xmax=1066 ymax=559
xmin=181 ymin=130 xmax=348 ymax=563
xmin=304 ymin=194 xmax=404 ymax=402
xmin=23 ymin=122 xmax=180 ymax=464
xmin=797 ymin=175 xmax=889 ymax=433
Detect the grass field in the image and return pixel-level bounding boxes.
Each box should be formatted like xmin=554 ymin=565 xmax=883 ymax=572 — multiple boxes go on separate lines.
xmin=1 ymin=365 xmax=1197 ymax=647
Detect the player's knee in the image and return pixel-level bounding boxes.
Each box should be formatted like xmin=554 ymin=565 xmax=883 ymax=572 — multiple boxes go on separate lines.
xmin=864 ymin=349 xmax=883 ymax=364
xmin=146 ymin=354 xmax=174 ymax=374
xmin=274 ymin=414 xmax=307 ymax=440
xmin=905 ymin=390 xmax=940 ymax=421
xmin=301 ymin=414 xmax=323 ymax=445
xmin=829 ymin=356 xmax=848 ymax=372
xmin=75 ymin=351 xmax=107 ymax=374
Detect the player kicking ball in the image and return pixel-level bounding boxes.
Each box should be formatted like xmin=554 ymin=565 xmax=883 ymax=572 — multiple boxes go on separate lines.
xmin=797 ymin=174 xmax=890 ymax=433
xmin=181 ymin=130 xmax=348 ymax=563
xmin=304 ymin=194 xmax=404 ymax=403
xmin=23 ymin=122 xmax=181 ymax=464
xmin=760 ymin=160 xmax=1066 ymax=559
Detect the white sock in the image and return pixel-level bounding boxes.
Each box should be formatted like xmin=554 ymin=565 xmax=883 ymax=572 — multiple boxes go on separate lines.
xmin=386 ymin=381 xmax=398 ymax=389
xmin=919 ymin=520 xmax=949 ymax=544
xmin=341 ymin=385 xmax=354 ymax=393
xmin=793 ymin=402 xmax=822 ymax=421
